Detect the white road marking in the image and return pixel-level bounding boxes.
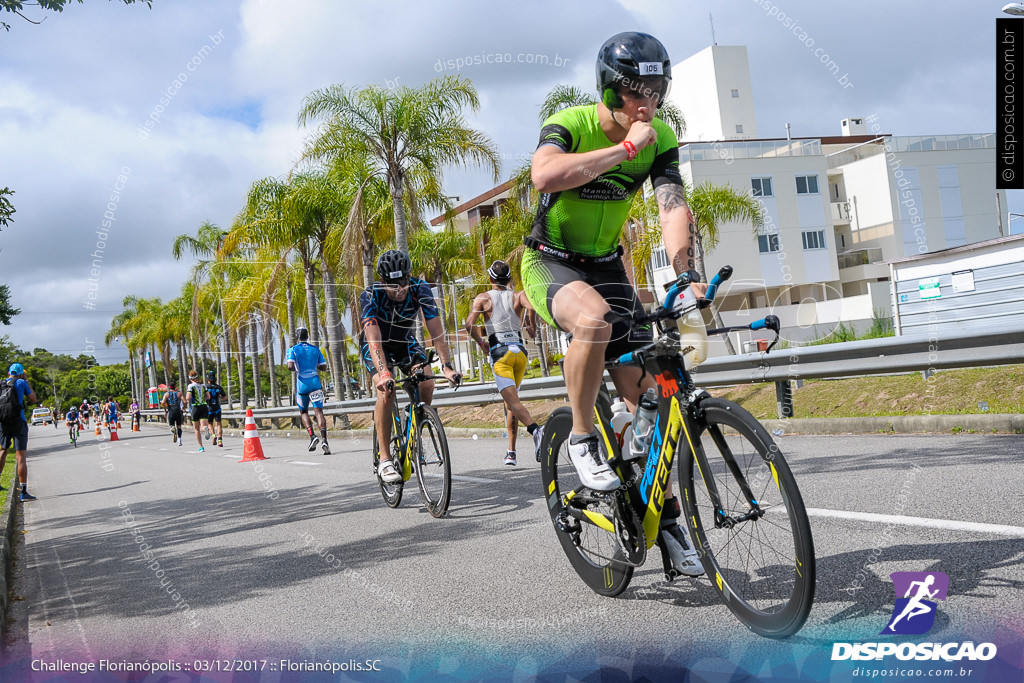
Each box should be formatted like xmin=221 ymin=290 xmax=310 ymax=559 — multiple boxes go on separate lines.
xmin=804 ymin=508 xmax=1024 ymax=537
xmin=421 ymin=473 xmax=499 ymax=484
xmin=285 ymin=460 xmax=322 ymax=466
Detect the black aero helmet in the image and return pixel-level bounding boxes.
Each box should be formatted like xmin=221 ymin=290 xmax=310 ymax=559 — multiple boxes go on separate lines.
xmin=296 ymin=326 xmax=309 ymax=342
xmin=596 ymin=32 xmax=672 ymax=110
xmin=376 ymin=249 xmax=412 ymax=282
xmin=206 ymin=370 xmax=216 ymax=382
xmin=487 ymin=260 xmax=512 ymax=285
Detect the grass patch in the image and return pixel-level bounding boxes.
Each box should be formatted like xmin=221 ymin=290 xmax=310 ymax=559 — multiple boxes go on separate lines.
xmin=716 ymin=364 xmax=1024 ymax=421
xmin=0 ymin=450 xmax=14 ymax=511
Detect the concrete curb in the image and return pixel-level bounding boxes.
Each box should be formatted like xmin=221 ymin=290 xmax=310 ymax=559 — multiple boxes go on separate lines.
xmin=217 ymin=413 xmax=1024 ymax=440
xmin=0 ymin=482 xmax=18 ymax=649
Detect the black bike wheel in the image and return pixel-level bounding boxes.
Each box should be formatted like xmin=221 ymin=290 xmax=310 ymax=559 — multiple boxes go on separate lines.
xmin=372 ymin=406 xmax=403 ymax=508
xmin=414 ymin=405 xmax=452 ymax=518
xmin=540 ymin=408 xmax=633 ymax=597
xmin=681 ymin=398 xmax=815 ymax=638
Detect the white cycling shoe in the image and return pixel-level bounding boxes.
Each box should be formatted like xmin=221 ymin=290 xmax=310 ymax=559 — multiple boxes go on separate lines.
xmin=660 ymin=523 xmax=705 ymax=577
xmin=377 ymin=459 xmax=401 ymax=484
xmin=567 ymin=434 xmax=620 ymax=491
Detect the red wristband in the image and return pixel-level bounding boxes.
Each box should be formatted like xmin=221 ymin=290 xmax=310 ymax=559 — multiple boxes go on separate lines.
xmin=622 ymin=140 xmax=638 ymax=161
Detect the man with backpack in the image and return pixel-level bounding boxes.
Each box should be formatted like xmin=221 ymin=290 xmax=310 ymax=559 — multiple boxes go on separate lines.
xmin=0 ymin=363 xmax=39 ymax=501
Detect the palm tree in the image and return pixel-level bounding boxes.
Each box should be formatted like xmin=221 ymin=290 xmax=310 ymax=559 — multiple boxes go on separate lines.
xmin=298 ymin=75 xmax=502 ymax=254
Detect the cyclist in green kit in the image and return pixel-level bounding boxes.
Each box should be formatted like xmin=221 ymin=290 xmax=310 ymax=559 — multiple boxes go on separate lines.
xmin=522 ymin=32 xmax=705 ymax=576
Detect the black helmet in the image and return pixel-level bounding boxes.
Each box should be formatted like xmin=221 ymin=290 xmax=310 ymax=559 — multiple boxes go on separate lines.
xmin=596 ymin=32 xmax=672 ymax=110
xmin=206 ymin=370 xmax=216 ymax=382
xmin=487 ymin=260 xmax=512 ymax=285
xmin=376 ymin=249 xmax=412 ymax=282
xmin=296 ymin=326 xmax=309 ymax=342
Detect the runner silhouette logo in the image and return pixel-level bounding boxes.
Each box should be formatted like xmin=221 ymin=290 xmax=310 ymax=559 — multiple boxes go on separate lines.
xmin=882 ymin=571 xmax=949 ymax=635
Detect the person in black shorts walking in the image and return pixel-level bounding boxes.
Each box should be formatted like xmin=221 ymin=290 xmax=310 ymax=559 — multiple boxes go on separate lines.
xmin=205 ymin=370 xmax=225 ymax=447
xmin=161 ymin=382 xmax=185 ymax=447
xmin=185 ymin=370 xmax=211 ymax=452
xmin=0 ymin=363 xmax=39 ymax=500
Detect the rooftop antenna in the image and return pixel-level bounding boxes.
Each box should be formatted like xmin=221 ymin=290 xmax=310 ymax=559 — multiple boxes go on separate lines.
xmin=709 ymin=13 xmax=717 ymax=45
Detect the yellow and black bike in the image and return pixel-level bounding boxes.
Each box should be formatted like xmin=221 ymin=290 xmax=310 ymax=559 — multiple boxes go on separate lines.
xmin=371 ymin=351 xmax=456 ymax=518
xmin=539 ymin=267 xmax=815 ymax=638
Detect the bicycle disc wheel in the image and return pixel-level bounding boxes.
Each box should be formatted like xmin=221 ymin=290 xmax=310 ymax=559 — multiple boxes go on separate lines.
xmin=372 ymin=406 xmax=403 ymax=508
xmin=540 ymin=408 xmax=633 ymax=597
xmin=414 ymin=405 xmax=451 ymax=518
xmin=681 ymin=398 xmax=815 ymax=638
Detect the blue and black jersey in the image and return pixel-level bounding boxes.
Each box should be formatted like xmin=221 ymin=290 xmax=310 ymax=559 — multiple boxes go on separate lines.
xmin=359 ymin=278 xmax=439 ymax=343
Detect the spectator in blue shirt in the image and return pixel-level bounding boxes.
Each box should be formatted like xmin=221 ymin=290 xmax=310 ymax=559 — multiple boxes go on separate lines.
xmin=0 ymin=363 xmax=38 ymax=501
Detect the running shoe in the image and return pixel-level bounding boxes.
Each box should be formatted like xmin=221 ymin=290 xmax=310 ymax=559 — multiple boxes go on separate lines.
xmin=504 ymin=451 xmax=517 ymax=466
xmin=308 ymin=435 xmax=320 ymax=452
xmin=203 ymin=426 xmax=211 ymax=441
xmin=198 ymin=446 xmax=205 ymax=453
xmin=533 ymin=424 xmax=545 ymax=462
xmin=567 ymin=433 xmax=620 ymax=491
xmin=19 ymin=490 xmax=37 ymax=501
xmin=322 ymin=440 xmax=331 ymax=455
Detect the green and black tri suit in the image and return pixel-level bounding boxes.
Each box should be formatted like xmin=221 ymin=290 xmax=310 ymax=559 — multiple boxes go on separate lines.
xmin=521 ymin=104 xmax=683 ymax=358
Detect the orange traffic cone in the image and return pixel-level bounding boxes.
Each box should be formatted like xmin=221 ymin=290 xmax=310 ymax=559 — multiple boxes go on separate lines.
xmin=239 ymin=409 xmax=267 ymax=462
xmin=109 ymin=421 xmax=119 ymax=442
xmin=95 ymin=422 xmax=102 ymax=435
xmin=132 ymin=415 xmax=140 ymax=432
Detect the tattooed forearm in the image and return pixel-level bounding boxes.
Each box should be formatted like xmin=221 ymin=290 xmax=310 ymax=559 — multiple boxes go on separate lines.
xmin=655 ymin=183 xmax=688 ymax=212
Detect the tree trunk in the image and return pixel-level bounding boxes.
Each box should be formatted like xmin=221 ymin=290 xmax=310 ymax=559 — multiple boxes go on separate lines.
xmin=161 ymin=341 xmax=172 ymax=388
xmin=389 ymin=170 xmax=410 ymax=254
xmin=147 ymin=344 xmax=159 ymax=388
xmin=235 ymin=325 xmax=247 ymax=408
xmin=249 ymin=313 xmax=263 ymax=407
xmin=320 ymin=258 xmax=352 ymax=401
xmin=263 ymin=303 xmax=280 ymax=408
xmin=303 ymin=256 xmax=320 ymax=346
xmin=220 ymin=301 xmax=233 ymax=410
xmin=177 ymin=337 xmax=187 ymax=385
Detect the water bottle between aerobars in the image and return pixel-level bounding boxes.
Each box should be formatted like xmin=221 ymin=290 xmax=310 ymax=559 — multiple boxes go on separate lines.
xmin=629 ymin=388 xmax=659 ymax=460
xmin=675 ymin=288 xmax=709 ymax=369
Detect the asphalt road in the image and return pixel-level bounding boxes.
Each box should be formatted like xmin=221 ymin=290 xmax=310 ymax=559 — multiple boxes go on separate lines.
xmin=3 ymin=421 xmax=1023 ymax=681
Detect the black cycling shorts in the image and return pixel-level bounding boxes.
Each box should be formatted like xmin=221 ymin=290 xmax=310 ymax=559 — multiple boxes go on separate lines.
xmin=359 ymin=337 xmax=429 ymax=378
xmin=168 ymin=410 xmax=183 ymax=428
xmin=190 ymin=405 xmax=209 ymax=421
xmin=521 ymin=248 xmax=652 ymax=360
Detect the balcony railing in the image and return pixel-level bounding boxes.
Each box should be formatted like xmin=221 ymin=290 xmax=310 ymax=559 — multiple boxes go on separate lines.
xmin=831 ymin=201 xmax=851 ymax=223
xmin=837 ymin=248 xmax=884 ymax=269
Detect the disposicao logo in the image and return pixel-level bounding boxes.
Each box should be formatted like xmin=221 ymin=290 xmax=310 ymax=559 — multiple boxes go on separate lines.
xmin=882 ymin=571 xmax=949 ymax=635
xmin=832 ymin=571 xmax=997 ymax=662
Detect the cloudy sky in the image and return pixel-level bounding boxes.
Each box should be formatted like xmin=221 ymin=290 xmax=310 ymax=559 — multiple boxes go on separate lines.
xmin=0 ymin=0 xmax=1014 ymax=363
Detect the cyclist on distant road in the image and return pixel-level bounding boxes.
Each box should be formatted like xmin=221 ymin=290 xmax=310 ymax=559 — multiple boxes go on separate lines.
xmin=286 ymin=326 xmax=331 ymax=455
xmin=360 ymin=249 xmax=461 ymax=484
xmin=66 ymin=405 xmax=81 ymax=443
xmin=521 ymin=32 xmax=705 ymax=575
xmin=465 ymin=259 xmax=543 ymax=466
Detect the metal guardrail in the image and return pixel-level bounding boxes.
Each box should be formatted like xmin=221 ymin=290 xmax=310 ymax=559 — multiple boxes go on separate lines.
xmin=141 ymin=326 xmax=1024 ymax=423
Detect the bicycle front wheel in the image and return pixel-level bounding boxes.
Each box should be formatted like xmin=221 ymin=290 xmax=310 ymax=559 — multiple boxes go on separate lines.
xmin=540 ymin=408 xmax=633 ymax=597
xmin=414 ymin=405 xmax=451 ymax=518
xmin=681 ymin=398 xmax=815 ymax=638
xmin=372 ymin=406 xmax=403 ymax=509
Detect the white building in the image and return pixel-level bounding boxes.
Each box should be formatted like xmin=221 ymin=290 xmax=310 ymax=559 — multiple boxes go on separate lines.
xmin=667 ymin=45 xmax=758 ymax=141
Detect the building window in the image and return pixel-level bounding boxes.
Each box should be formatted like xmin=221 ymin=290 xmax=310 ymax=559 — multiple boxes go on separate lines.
xmin=757 ymin=233 xmax=780 ymax=253
xmin=731 ymin=89 xmax=739 ymax=98
xmin=650 ymin=245 xmax=670 ymax=270
xmin=736 ymin=124 xmax=744 ymax=134
xmin=795 ymin=174 xmax=819 ymax=195
xmin=801 ymin=229 xmax=826 ymax=250
xmin=751 ymin=177 xmax=773 ymax=197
